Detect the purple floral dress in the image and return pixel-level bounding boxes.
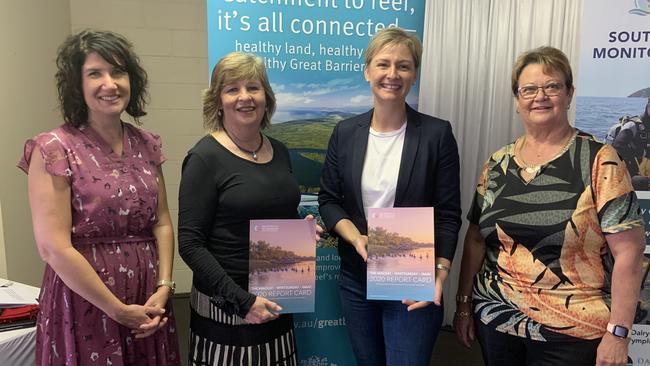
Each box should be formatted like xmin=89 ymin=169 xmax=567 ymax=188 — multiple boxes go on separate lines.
xmin=18 ymin=123 xmax=180 ymax=366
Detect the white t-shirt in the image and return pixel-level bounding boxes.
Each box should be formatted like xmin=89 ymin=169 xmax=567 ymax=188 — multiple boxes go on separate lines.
xmin=361 ymin=122 xmax=407 ymax=216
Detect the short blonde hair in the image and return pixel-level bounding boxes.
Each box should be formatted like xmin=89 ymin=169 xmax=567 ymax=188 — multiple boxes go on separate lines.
xmin=511 ymin=46 xmax=573 ymax=97
xmin=203 ymin=52 xmax=276 ymax=131
xmin=365 ymin=27 xmax=423 ymax=69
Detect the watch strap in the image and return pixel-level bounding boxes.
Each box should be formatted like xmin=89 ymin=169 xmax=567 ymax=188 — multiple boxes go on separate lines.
xmin=606 ymin=322 xmax=630 ymax=339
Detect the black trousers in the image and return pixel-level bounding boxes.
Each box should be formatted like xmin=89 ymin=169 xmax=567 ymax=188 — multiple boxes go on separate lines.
xmin=475 ymin=319 xmax=601 ymax=366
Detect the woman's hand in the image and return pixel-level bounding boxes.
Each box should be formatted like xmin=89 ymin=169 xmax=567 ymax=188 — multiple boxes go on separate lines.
xmin=402 ymin=259 xmax=451 ymax=311
xmin=244 ymin=296 xmax=282 ymax=324
xmin=596 ymin=333 xmax=629 ymax=366
xmin=433 ymin=259 xmax=451 ymax=306
xmin=304 ymin=214 xmax=324 ymax=242
xmin=401 ymin=299 xmax=432 ymax=311
xmin=454 ymin=302 xmax=475 ymax=348
xmin=132 ymin=286 xmax=172 ymax=338
xmin=454 ymin=224 xmax=485 ymax=348
xmin=597 ymin=226 xmax=644 ymax=365
xmin=331 ymin=219 xmax=367 ymax=261
xmin=352 ymin=235 xmax=368 ymax=262
xmin=112 ymin=303 xmax=165 ymax=330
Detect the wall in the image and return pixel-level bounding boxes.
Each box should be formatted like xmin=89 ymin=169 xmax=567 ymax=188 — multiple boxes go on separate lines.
xmin=69 ymin=0 xmax=208 ymax=293
xmin=0 ymin=202 xmax=6 ymax=279
xmin=0 ymin=0 xmax=71 ymax=285
xmin=1 ymin=0 xmax=206 ymax=292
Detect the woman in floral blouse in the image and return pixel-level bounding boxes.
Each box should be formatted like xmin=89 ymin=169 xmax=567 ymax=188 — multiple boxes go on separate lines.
xmin=455 ymin=46 xmax=645 ymax=366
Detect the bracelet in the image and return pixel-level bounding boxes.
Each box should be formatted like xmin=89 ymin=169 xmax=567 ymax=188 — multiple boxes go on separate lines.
xmin=454 ymin=311 xmax=472 ymax=319
xmin=156 ymin=279 xmax=176 ymax=295
xmin=456 ymin=295 xmax=472 ymax=303
xmin=435 ymin=263 xmax=450 ymax=272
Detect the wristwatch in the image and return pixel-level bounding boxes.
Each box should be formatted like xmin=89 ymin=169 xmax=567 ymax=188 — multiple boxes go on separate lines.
xmin=157 ymin=279 xmax=176 ymax=295
xmin=606 ymin=323 xmax=630 ymax=339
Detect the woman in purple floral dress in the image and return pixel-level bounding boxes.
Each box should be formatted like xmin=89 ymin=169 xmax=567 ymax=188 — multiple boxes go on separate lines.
xmin=18 ymin=30 xmax=179 ymax=365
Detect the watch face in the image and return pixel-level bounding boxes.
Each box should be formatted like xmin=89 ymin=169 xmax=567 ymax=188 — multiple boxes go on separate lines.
xmin=612 ymin=325 xmax=629 ymax=338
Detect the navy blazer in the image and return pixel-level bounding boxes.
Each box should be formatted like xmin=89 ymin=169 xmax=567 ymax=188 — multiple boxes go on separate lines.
xmin=318 ymin=104 xmax=462 ymax=280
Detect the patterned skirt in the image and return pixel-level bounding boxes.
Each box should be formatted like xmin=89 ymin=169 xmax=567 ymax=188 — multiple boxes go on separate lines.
xmin=188 ymin=287 xmax=297 ymax=366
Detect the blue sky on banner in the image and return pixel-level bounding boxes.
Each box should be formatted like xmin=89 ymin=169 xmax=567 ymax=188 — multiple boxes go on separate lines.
xmin=207 ymin=0 xmax=425 ymax=120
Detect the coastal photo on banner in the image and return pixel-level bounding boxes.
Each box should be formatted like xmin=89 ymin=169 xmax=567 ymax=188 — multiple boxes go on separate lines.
xmin=206 ymin=1 xmax=427 ymax=365
xmin=574 ymin=1 xmax=650 ymax=364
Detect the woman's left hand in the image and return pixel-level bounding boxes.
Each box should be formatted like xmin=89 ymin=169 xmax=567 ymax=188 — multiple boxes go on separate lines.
xmin=304 ymin=214 xmax=323 ymax=242
xmin=432 ymin=272 xmax=445 ymax=306
xmin=432 ymin=259 xmax=451 ymax=306
xmin=402 ymin=299 xmax=432 ymax=311
xmin=596 ymin=333 xmax=629 ymax=366
xmin=402 ymin=259 xmax=450 ymax=311
xmin=132 ymin=286 xmax=171 ymax=338
xmin=596 ymin=226 xmax=644 ymax=365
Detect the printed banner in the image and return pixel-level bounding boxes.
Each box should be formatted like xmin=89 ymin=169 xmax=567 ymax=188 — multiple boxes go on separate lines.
xmin=575 ymin=1 xmax=650 ymax=364
xmin=207 ymin=0 xmax=426 ymax=194
xmin=366 ymin=207 xmax=435 ymax=301
xmin=295 ymin=203 xmax=357 ymax=366
xmin=293 ymin=246 xmax=355 ymax=366
xmin=249 ymin=219 xmax=316 ymax=313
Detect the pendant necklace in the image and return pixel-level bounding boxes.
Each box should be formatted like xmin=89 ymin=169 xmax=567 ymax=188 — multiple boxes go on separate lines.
xmin=223 ymin=128 xmax=264 ymax=160
xmin=518 ymin=129 xmax=576 ymax=175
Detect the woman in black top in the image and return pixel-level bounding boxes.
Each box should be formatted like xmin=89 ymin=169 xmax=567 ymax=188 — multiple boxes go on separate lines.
xmin=178 ymin=52 xmax=303 ymax=366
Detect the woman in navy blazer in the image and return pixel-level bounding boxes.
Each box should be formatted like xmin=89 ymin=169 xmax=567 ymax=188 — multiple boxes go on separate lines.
xmin=318 ymin=27 xmax=462 ymax=366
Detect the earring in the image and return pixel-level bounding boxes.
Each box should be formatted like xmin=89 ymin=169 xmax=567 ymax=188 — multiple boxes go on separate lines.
xmin=217 ymin=109 xmax=223 ymax=117
xmin=567 ymin=104 xmax=570 ymax=110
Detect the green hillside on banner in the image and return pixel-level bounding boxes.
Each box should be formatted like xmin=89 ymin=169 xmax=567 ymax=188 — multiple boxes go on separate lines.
xmin=266 ymin=113 xmax=354 ymax=192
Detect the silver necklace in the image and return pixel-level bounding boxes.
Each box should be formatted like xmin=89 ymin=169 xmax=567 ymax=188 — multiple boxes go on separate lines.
xmin=518 ymin=129 xmax=576 ymax=174
xmin=223 ymin=128 xmax=264 ymax=160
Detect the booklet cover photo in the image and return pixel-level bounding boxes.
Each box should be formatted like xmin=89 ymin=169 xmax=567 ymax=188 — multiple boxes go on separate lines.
xmin=249 ymin=219 xmax=317 ymax=313
xmin=367 ymin=207 xmax=435 ymax=301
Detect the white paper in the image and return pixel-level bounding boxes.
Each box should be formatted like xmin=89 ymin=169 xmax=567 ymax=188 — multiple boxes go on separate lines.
xmin=0 ymin=279 xmax=39 ymax=308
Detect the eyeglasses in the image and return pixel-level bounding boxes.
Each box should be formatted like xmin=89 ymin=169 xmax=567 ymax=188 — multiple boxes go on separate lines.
xmin=517 ymin=82 xmax=565 ymax=99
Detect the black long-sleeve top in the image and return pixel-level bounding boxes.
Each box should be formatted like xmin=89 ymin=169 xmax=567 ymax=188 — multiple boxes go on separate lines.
xmin=178 ymin=135 xmax=300 ymax=317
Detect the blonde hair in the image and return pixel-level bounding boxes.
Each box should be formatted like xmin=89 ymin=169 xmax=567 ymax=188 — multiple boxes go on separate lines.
xmin=511 ymin=46 xmax=573 ymax=97
xmin=203 ymin=52 xmax=276 ymax=131
xmin=365 ymin=27 xmax=423 ymax=69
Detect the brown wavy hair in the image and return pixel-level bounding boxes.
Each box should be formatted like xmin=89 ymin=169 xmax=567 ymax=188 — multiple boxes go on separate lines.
xmin=55 ymin=29 xmax=148 ymax=127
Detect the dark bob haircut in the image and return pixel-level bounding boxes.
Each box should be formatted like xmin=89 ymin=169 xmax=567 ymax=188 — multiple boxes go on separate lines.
xmin=55 ymin=29 xmax=148 ymax=127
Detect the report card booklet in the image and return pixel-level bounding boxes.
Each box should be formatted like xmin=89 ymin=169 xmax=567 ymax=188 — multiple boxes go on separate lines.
xmin=249 ymin=219 xmax=317 ymax=313
xmin=366 ymin=207 xmax=435 ymax=301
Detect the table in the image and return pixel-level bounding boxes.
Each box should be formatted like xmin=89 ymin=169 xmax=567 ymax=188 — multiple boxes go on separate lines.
xmin=0 ymin=326 xmax=36 ymax=366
